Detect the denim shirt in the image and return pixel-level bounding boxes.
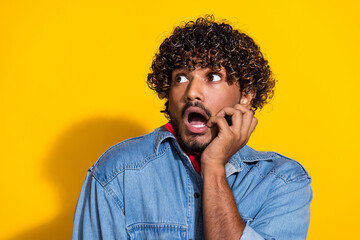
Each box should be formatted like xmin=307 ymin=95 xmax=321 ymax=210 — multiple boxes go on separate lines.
xmin=72 ymin=126 xmax=312 ymax=240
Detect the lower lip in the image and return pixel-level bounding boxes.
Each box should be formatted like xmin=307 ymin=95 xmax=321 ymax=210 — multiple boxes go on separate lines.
xmin=184 ymin=121 xmax=208 ymax=134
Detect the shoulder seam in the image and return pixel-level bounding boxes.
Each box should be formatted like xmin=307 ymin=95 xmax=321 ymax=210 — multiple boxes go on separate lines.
xmin=96 ymin=144 xmax=170 ymax=186
xmin=271 ymin=154 xmax=311 ymax=184
xmin=90 ymin=172 xmax=125 ymax=213
xmin=92 ymin=135 xmax=146 ymax=170
xmin=252 ymin=153 xmax=311 ymax=184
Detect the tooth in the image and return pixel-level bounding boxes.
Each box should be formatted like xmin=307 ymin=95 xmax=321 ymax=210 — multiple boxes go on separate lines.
xmin=193 ymin=124 xmax=205 ymax=128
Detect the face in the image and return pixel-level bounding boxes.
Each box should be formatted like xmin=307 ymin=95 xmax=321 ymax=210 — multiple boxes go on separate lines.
xmin=168 ymin=66 xmax=244 ymax=152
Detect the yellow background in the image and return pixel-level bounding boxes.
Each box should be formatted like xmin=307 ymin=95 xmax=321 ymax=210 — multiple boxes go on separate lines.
xmin=1 ymin=0 xmax=359 ymax=239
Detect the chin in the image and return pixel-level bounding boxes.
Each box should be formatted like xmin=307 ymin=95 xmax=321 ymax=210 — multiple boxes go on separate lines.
xmin=170 ymin=116 xmax=212 ymax=153
xmin=179 ymin=133 xmax=211 ymax=153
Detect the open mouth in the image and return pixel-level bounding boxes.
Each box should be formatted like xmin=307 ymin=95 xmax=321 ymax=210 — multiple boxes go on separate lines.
xmin=184 ymin=107 xmax=209 ymax=133
xmin=188 ymin=112 xmax=207 ymax=128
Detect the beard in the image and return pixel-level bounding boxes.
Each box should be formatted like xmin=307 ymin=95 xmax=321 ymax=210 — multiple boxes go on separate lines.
xmin=169 ymin=102 xmax=213 ymax=153
xmin=172 ymin=121 xmax=211 ymax=153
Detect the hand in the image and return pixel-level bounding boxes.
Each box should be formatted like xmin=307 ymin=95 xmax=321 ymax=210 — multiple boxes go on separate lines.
xmin=201 ymin=104 xmax=257 ymax=173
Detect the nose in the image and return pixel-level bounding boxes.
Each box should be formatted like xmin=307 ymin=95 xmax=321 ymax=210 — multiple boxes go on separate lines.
xmin=185 ymin=77 xmax=205 ymax=102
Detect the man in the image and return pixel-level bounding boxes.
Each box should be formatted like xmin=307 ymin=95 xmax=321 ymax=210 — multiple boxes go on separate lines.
xmin=73 ymin=16 xmax=312 ymax=239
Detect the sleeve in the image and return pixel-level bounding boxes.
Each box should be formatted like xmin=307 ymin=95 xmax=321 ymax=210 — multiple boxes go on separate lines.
xmin=241 ymin=177 xmax=312 ymax=240
xmin=240 ymin=223 xmax=265 ymax=240
xmin=72 ymin=171 xmax=127 ymax=240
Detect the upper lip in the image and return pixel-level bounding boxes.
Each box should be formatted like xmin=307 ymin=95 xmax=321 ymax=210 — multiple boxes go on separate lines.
xmin=183 ymin=107 xmax=209 ymax=123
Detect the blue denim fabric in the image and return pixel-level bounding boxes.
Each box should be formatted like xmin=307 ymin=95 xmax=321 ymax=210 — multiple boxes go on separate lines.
xmin=73 ymin=125 xmax=312 ymax=240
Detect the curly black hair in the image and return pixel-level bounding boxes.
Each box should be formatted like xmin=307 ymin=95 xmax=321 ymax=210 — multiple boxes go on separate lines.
xmin=147 ymin=15 xmax=275 ymax=118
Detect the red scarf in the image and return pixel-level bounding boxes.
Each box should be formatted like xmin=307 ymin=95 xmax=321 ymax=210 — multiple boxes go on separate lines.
xmin=165 ymin=123 xmax=201 ymax=173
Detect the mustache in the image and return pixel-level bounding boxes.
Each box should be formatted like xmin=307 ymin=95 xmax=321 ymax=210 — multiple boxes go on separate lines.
xmin=181 ymin=102 xmax=212 ymax=119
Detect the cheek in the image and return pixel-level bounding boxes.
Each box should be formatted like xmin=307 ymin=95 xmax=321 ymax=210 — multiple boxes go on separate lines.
xmin=168 ymin=97 xmax=180 ymax=117
xmin=208 ymin=92 xmax=240 ymax=114
xmin=168 ymin=91 xmax=175 ymax=112
xmin=225 ymin=87 xmax=241 ymax=104
xmin=168 ymin=88 xmax=185 ymax=114
xmin=215 ymin=89 xmax=240 ymax=105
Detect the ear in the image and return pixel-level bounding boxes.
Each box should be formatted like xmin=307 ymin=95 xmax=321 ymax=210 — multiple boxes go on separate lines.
xmin=240 ymin=90 xmax=256 ymax=110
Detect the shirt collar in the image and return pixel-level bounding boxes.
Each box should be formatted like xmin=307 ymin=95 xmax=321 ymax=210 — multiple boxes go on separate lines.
xmin=225 ymin=145 xmax=278 ymax=177
xmin=153 ymin=125 xmax=176 ymax=153
xmin=153 ymin=125 xmax=278 ymax=176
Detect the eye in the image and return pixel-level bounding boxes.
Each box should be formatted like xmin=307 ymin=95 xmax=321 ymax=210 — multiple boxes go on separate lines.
xmin=209 ymin=73 xmax=222 ymax=82
xmin=176 ymin=75 xmax=189 ymax=83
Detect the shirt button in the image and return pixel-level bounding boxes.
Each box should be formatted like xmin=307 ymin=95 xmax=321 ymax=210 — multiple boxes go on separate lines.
xmin=194 ymin=192 xmax=200 ymax=198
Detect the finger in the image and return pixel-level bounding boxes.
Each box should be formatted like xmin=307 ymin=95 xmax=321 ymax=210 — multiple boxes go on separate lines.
xmin=247 ymin=117 xmax=258 ymax=140
xmin=233 ymin=104 xmax=254 ymax=136
xmin=215 ymin=107 xmax=243 ymax=133
xmin=207 ymin=116 xmax=232 ymax=135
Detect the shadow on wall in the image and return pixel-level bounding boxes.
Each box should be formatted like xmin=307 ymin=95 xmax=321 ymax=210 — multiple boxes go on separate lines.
xmin=12 ymin=116 xmax=148 ymax=240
